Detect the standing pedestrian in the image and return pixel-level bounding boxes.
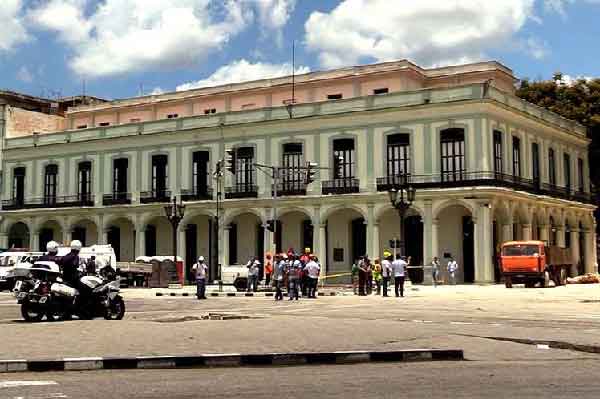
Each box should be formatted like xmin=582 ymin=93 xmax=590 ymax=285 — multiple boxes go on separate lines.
xmin=287 ymin=255 xmax=300 ymax=301
xmin=264 ymin=253 xmax=273 ymax=287
xmin=192 ymin=256 xmax=208 ymax=300
xmin=357 ymin=256 xmax=367 ymax=296
xmin=351 ymin=262 xmax=359 ymax=294
xmin=381 ymin=255 xmax=393 ymax=297
xmin=86 ymin=255 xmax=97 ymax=276
xmin=304 ymin=255 xmax=320 ymax=299
xmin=392 ymin=255 xmax=407 ymax=297
xmin=431 ymin=256 xmax=440 ymax=287
xmin=447 ymin=257 xmax=458 ymax=285
xmin=274 ymin=254 xmax=286 ymax=301
xmin=373 ymin=258 xmax=382 ymax=295
xmin=247 ymin=257 xmax=260 ymax=292
xmin=365 ymin=256 xmax=373 ymax=295
xmin=292 ymin=254 xmax=304 ymax=297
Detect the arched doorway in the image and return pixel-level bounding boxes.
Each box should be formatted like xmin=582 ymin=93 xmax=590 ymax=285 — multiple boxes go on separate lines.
xmin=279 ymin=210 xmax=313 ymax=255
xmin=105 ymin=217 xmax=135 ymax=261
xmin=325 ymin=207 xmax=366 ymax=283
xmin=182 ymin=213 xmax=214 ymax=282
xmin=378 ymin=207 xmax=423 ymax=264
xmin=8 ymin=222 xmax=30 ymax=249
xmin=145 ymin=216 xmax=172 ymax=257
xmin=227 ymin=212 xmax=263 ymax=266
xmin=436 ymin=203 xmax=474 ymax=283
xmin=38 ymin=220 xmax=63 ymax=252
xmin=71 ymin=219 xmax=99 ymax=247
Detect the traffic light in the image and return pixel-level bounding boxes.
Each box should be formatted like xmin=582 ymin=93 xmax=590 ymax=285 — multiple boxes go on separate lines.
xmin=213 ymin=159 xmax=223 ymax=178
xmin=305 ymin=161 xmax=318 ymax=184
xmin=266 ymin=219 xmax=276 ymax=232
xmin=225 ymin=149 xmax=236 ymax=174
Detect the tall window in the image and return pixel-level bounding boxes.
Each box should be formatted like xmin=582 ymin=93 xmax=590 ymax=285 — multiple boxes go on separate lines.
xmin=113 ymin=158 xmax=128 ymax=198
xmin=512 ymin=136 xmax=521 ymax=178
xmin=532 ymin=143 xmax=540 ymax=185
xmin=333 ymin=138 xmax=355 ymax=179
xmin=234 ymin=147 xmax=255 ymax=188
xmin=282 ymin=143 xmax=303 ymax=189
xmin=78 ymin=161 xmax=92 ymax=202
xmin=151 ymin=155 xmax=168 ymax=196
xmin=12 ymin=167 xmax=25 ymax=205
xmin=493 ymin=131 xmax=503 ymax=175
xmin=44 ymin=164 xmax=58 ymax=204
xmin=548 ymin=148 xmax=556 ymax=186
xmin=577 ymin=158 xmax=584 ymax=192
xmin=440 ymin=128 xmax=465 ymax=182
xmin=564 ymin=153 xmax=571 ymax=192
xmin=192 ymin=151 xmax=210 ymax=194
xmin=386 ymin=134 xmax=410 ymax=177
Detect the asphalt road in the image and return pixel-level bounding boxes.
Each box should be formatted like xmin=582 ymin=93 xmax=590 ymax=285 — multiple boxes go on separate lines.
xmin=2 ymin=359 xmax=599 ymax=399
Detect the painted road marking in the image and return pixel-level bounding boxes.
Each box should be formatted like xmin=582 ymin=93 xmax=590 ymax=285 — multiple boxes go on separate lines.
xmin=0 ymin=381 xmax=58 ymax=388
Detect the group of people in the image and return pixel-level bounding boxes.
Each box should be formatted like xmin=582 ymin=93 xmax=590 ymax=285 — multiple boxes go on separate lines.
xmin=353 ymin=254 xmax=408 ymax=298
xmin=271 ymin=251 xmax=321 ymax=300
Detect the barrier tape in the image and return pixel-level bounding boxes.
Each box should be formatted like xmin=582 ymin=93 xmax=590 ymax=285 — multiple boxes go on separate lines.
xmin=318 ymin=272 xmax=352 ymax=281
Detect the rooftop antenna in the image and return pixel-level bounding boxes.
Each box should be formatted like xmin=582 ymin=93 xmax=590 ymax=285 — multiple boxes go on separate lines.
xmin=139 ymin=83 xmax=144 ymax=97
xmin=82 ymin=78 xmax=87 ymax=104
xmin=286 ymin=40 xmax=295 ymax=119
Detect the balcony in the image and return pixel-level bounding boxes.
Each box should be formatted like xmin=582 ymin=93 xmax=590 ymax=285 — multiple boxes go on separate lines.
xmin=376 ymin=172 xmax=594 ymax=203
xmin=1 ymin=195 xmax=95 ymax=210
xmin=181 ymin=187 xmax=213 ymax=201
xmin=103 ymin=192 xmax=132 ymax=206
xmin=140 ymin=190 xmax=171 ymax=204
xmin=273 ymin=182 xmax=307 ymax=197
xmin=225 ymin=184 xmax=259 ymax=199
xmin=322 ymin=178 xmax=360 ymax=195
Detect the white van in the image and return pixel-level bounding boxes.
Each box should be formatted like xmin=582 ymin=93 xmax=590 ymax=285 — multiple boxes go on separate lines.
xmin=0 ymin=250 xmax=44 ymax=289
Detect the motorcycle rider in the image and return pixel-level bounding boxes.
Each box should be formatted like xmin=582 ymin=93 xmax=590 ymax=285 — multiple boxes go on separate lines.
xmin=39 ymin=241 xmax=61 ymax=263
xmin=59 ymin=240 xmax=82 ymax=288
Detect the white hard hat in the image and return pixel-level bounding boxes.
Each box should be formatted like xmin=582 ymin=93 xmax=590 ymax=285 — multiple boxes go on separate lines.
xmin=198 ymin=256 xmax=205 ymax=262
xmin=70 ymin=240 xmax=82 ymax=251
xmin=46 ymin=241 xmax=59 ymax=253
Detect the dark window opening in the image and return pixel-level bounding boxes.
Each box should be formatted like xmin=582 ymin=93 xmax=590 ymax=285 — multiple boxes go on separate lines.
xmin=327 ymin=94 xmax=343 ymax=100
xmin=532 ymin=143 xmax=540 ymax=185
xmin=192 ymin=151 xmax=210 ymax=195
xmin=549 ymin=148 xmax=556 ymax=186
xmin=78 ymin=161 xmax=92 ymax=202
xmin=564 ymin=153 xmax=571 ymax=191
xmin=440 ymin=128 xmax=465 ymax=182
xmin=167 ymin=114 xmax=178 ymax=119
xmin=234 ymin=147 xmax=255 ymax=189
xmin=373 ymin=88 xmax=389 ymax=95
xmin=493 ymin=131 xmax=503 ymax=174
xmin=151 ymin=155 xmax=168 ymax=197
xmin=204 ymin=108 xmax=216 ymax=115
xmin=99 ymin=122 xmax=110 ymax=127
xmin=282 ymin=143 xmax=303 ymax=188
xmin=228 ymin=223 xmax=238 ymax=265
xmin=333 ymin=138 xmax=355 ymax=179
xmin=12 ymin=167 xmax=25 ymax=205
xmin=76 ymin=125 xmax=87 ymax=129
xmin=512 ymin=136 xmax=521 ymax=178
xmin=113 ymin=158 xmax=128 ymax=199
xmin=44 ymin=164 xmax=58 ymax=205
xmin=386 ymin=133 xmax=410 ymax=177
xmin=577 ymin=158 xmax=584 ymax=192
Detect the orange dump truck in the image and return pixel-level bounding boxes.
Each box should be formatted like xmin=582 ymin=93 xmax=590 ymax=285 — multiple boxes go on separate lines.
xmin=500 ymin=240 xmax=572 ymax=288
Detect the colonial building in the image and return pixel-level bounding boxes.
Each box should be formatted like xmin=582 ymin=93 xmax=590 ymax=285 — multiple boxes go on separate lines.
xmin=0 ymin=60 xmax=596 ymax=283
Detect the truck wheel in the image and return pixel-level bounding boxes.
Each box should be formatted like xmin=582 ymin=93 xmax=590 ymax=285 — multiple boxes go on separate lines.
xmin=543 ymin=271 xmax=551 ymax=288
xmin=525 ymin=281 xmax=534 ymax=288
xmin=560 ymin=269 xmax=567 ymax=286
xmin=504 ymin=277 xmax=512 ymax=288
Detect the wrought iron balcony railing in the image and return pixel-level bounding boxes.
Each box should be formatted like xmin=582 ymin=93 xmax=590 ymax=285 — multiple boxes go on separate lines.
xmin=322 ymin=178 xmax=360 ymax=195
xmin=103 ymin=192 xmax=132 ymax=206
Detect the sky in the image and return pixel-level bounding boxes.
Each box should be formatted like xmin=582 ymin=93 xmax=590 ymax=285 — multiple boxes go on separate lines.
xmin=0 ymin=0 xmax=599 ymax=101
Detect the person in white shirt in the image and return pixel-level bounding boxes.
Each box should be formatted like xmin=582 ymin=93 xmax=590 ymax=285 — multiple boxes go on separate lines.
xmin=431 ymin=257 xmax=440 ymax=287
xmin=391 ymin=256 xmax=407 ymax=297
xmin=247 ymin=257 xmax=261 ymax=292
xmin=304 ymin=256 xmax=321 ymax=299
xmin=274 ymin=254 xmax=287 ymax=301
xmin=381 ymin=256 xmax=393 ymax=297
xmin=192 ymin=256 xmax=208 ymax=300
xmin=447 ymin=258 xmax=458 ymax=285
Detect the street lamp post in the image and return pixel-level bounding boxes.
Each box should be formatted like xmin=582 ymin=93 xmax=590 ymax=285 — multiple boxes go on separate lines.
xmin=164 ymin=196 xmax=185 ymax=283
xmin=388 ymin=177 xmax=416 ymax=257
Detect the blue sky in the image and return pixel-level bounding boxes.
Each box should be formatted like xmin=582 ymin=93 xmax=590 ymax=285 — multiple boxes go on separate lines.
xmin=0 ymin=0 xmax=598 ymax=101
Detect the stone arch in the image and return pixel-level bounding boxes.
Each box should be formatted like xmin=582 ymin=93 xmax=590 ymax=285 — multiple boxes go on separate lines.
xmin=278 ymin=207 xmax=315 ymax=255
xmin=320 ymin=203 xmax=367 ymax=223
xmin=433 ymin=198 xmax=475 ymax=220
xmin=103 ymin=215 xmax=136 ymax=261
xmin=435 ymin=202 xmax=475 ymax=283
xmin=7 ymin=221 xmax=30 ymax=249
xmin=374 ymin=202 xmax=423 ymax=223
xmin=180 ymin=209 xmax=216 ymax=228
xmin=324 ymin=206 xmax=367 ymax=282
xmin=224 ymin=208 xmax=265 ymax=226
xmin=70 ymin=218 xmax=99 ymax=247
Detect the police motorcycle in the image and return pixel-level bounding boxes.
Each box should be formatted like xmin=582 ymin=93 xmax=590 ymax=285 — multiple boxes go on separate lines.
xmin=14 ymin=260 xmax=62 ymax=322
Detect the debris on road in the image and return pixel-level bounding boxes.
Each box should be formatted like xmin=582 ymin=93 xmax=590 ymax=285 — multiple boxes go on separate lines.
xmin=567 ymin=274 xmax=600 ymax=284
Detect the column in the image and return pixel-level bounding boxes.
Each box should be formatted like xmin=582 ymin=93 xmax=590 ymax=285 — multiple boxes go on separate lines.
xmin=221 ymin=225 xmax=230 ymax=268
xmin=366 ymin=205 xmax=375 ymax=258
xmin=371 ymin=223 xmax=380 ymax=261
xmin=475 ymin=204 xmax=494 ymax=283
xmin=263 ymin=225 xmax=274 ymax=256
xmin=31 ymin=230 xmax=40 ymax=252
xmin=502 ymin=221 xmax=513 ymax=243
xmin=0 ymin=233 xmax=8 ymax=249
xmin=318 ymin=224 xmax=327 ymax=275
xmin=432 ymin=219 xmax=439 ymax=261
xmin=178 ymin=227 xmax=186 ymax=280
xmin=570 ymin=228 xmax=580 ymax=276
xmin=136 ymin=227 xmax=146 ymax=257
xmin=100 ymin=228 xmax=108 ymax=245
xmin=64 ymin=229 xmax=73 ymax=245
xmin=584 ymin=227 xmax=598 ymax=274
xmin=423 ymin=200 xmax=434 ymax=264
xmin=539 ymin=224 xmax=549 ymax=243
xmin=556 ymin=226 xmax=566 ymax=248
xmin=521 ymin=224 xmax=532 ymax=241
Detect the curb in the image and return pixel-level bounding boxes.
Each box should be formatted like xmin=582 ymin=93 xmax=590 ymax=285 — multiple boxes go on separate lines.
xmin=155 ymin=291 xmax=351 ymax=297
xmin=0 ymin=349 xmax=463 ymax=373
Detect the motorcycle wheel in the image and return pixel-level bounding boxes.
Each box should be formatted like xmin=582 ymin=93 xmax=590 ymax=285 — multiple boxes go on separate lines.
xmin=104 ymin=296 xmax=125 ymax=320
xmin=46 ymin=307 xmax=69 ymax=322
xmin=21 ymin=301 xmax=44 ymax=322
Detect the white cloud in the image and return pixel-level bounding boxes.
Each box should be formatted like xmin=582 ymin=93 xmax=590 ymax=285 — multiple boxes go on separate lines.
xmin=29 ymin=0 xmax=254 ymax=77
xmin=560 ymin=74 xmax=593 ymax=85
xmin=176 ymin=58 xmax=309 ymax=91
xmin=524 ymin=37 xmax=549 ymax=59
xmin=151 ymin=87 xmax=165 ymax=95
xmin=16 ymin=65 xmax=33 ymax=83
xmin=251 ymin=0 xmax=296 ymax=46
xmin=304 ymin=0 xmax=538 ymax=68
xmin=0 ymin=0 xmax=28 ymax=52
xmin=544 ymin=0 xmax=600 ymax=16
